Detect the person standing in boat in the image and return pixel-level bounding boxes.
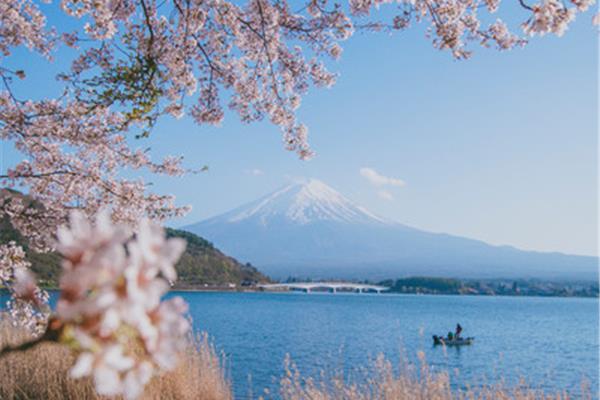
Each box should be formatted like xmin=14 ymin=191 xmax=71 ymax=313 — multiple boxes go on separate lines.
xmin=455 ymin=323 xmax=463 ymax=339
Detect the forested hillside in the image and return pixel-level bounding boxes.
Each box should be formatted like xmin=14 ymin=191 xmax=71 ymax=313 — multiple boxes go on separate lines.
xmin=1 ymin=189 xmax=269 ymax=288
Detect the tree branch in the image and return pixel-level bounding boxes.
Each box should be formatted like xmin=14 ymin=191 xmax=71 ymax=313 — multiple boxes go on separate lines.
xmin=518 ymin=0 xmax=534 ymax=11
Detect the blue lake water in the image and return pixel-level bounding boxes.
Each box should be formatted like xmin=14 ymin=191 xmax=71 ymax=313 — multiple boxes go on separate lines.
xmin=175 ymin=292 xmax=599 ymax=398
xmin=2 ymin=291 xmax=598 ymax=398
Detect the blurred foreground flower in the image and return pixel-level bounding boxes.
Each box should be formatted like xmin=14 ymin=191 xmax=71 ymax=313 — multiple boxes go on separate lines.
xmin=0 ymin=211 xmax=189 ymax=400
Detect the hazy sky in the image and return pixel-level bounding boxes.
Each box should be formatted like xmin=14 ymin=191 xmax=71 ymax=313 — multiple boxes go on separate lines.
xmin=2 ymin=4 xmax=598 ymax=256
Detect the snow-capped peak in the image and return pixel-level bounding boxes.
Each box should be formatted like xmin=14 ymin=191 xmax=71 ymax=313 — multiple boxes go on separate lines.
xmin=210 ymin=178 xmax=389 ymax=226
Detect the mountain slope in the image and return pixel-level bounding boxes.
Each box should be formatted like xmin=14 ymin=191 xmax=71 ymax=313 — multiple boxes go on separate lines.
xmin=0 ymin=189 xmax=269 ymax=288
xmin=185 ymin=179 xmax=598 ymax=281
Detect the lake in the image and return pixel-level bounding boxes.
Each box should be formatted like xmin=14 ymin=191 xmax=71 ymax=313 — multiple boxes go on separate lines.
xmin=2 ymin=291 xmax=598 ymax=398
xmin=174 ymin=292 xmax=599 ymax=398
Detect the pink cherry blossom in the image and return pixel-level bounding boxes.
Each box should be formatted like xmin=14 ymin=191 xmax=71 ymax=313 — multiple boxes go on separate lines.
xmin=0 ymin=240 xmax=49 ymax=334
xmin=132 ymin=219 xmax=186 ymax=283
xmin=53 ymin=211 xmax=189 ymax=399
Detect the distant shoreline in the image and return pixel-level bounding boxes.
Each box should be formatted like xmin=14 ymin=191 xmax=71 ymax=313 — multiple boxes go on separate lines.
xmin=168 ymin=287 xmax=599 ymax=299
xmin=3 ymin=280 xmax=598 ymax=299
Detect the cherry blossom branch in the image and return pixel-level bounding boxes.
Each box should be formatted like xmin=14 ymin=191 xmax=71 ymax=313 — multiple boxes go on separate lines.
xmin=0 ymin=171 xmax=75 ymax=179
xmin=139 ymin=0 xmax=156 ymax=49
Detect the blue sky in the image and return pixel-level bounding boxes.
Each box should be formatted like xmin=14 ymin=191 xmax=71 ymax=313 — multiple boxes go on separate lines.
xmin=1 ymin=4 xmax=598 ymax=256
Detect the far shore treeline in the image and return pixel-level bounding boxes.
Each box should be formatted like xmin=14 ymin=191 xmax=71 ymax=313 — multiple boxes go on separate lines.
xmin=280 ymin=276 xmax=598 ymax=298
xmin=378 ymin=277 xmax=599 ymax=298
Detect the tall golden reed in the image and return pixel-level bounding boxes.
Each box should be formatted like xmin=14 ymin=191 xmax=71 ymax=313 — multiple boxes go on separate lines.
xmin=277 ymin=352 xmax=592 ymax=400
xmin=0 ymin=320 xmax=232 ymax=400
xmin=0 ymin=320 xmax=592 ymax=400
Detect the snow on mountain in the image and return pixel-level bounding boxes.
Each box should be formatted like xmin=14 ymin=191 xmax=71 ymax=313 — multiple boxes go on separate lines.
xmin=202 ymin=178 xmax=389 ymax=226
xmin=184 ymin=179 xmax=598 ymax=281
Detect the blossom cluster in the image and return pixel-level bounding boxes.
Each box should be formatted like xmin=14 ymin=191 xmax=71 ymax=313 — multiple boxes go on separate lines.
xmin=54 ymin=211 xmax=189 ymax=399
xmin=52 ymin=0 xmax=353 ymax=160
xmin=0 ymin=240 xmax=49 ymax=334
xmin=0 ymin=0 xmax=54 ymax=57
xmin=0 ymin=94 xmax=190 ymax=253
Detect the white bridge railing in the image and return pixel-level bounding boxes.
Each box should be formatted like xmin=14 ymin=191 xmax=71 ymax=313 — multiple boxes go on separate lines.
xmin=258 ymin=282 xmax=389 ymax=293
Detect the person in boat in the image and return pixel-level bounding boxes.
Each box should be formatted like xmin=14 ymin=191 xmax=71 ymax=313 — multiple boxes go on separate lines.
xmin=455 ymin=323 xmax=463 ymax=339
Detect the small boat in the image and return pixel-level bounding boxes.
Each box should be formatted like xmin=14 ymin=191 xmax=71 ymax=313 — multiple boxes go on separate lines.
xmin=432 ymin=335 xmax=474 ymax=346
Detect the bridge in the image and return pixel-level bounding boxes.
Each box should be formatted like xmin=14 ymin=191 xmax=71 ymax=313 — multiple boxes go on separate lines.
xmin=258 ymin=282 xmax=389 ymax=294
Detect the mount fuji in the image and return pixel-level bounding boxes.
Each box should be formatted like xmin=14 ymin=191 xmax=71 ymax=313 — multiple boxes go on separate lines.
xmin=184 ymin=179 xmax=598 ymax=281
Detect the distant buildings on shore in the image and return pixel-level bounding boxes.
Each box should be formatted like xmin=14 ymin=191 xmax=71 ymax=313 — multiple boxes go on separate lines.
xmin=378 ymin=277 xmax=599 ymax=298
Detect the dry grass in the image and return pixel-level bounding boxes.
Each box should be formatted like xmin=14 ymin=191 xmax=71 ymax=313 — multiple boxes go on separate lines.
xmin=0 ymin=321 xmax=232 ymax=400
xmin=277 ymin=353 xmax=593 ymax=400
xmin=1 ymin=321 xmax=593 ymax=400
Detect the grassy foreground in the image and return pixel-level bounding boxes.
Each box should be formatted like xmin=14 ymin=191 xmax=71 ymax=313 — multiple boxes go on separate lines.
xmin=0 ymin=322 xmax=591 ymax=400
xmin=278 ymin=354 xmax=591 ymax=400
xmin=0 ymin=321 xmax=232 ymax=400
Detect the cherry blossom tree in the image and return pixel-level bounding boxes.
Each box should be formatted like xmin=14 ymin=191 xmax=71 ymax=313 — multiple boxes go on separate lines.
xmin=0 ymin=0 xmax=594 ymax=254
xmin=0 ymin=0 xmax=597 ymax=397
